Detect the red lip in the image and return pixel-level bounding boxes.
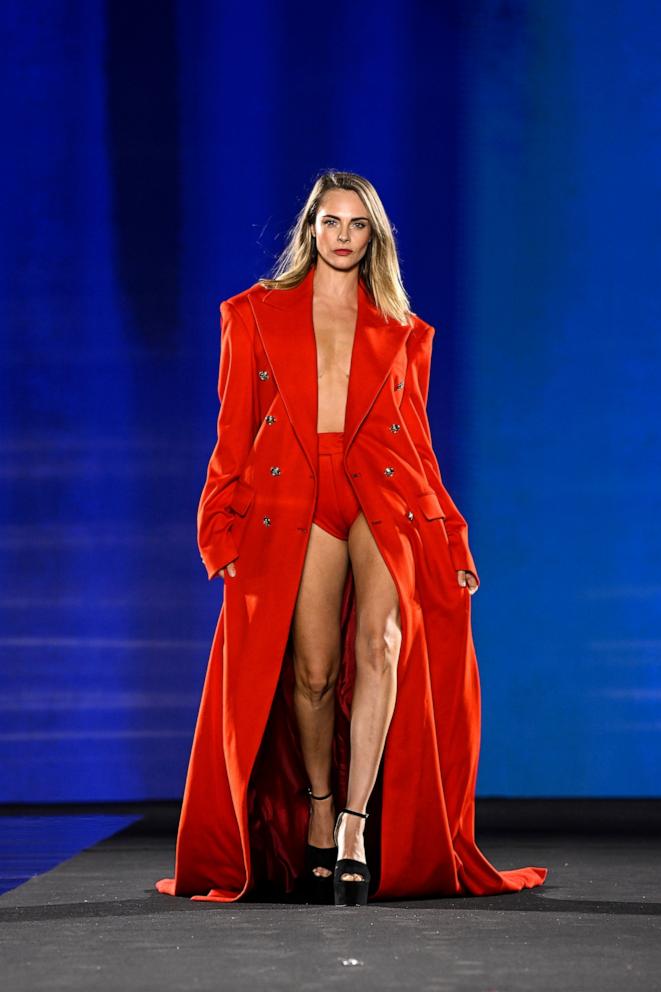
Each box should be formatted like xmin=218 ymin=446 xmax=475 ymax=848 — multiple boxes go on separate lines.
xmin=333 ymin=249 xmax=353 ymax=254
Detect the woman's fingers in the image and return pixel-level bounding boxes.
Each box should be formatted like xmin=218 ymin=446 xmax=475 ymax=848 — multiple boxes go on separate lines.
xmin=216 ymin=561 xmax=237 ymax=580
xmin=456 ymin=569 xmax=478 ymax=595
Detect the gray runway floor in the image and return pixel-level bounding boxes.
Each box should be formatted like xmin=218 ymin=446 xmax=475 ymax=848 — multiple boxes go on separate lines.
xmin=1 ymin=802 xmax=659 ymax=991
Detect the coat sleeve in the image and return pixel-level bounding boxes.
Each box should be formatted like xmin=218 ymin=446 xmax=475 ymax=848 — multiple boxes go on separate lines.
xmin=402 ymin=323 xmax=480 ymax=585
xmin=197 ymin=299 xmax=260 ymax=580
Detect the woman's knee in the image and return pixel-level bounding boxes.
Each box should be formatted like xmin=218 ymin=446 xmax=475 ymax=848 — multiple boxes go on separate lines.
xmin=292 ymin=649 xmax=340 ymax=703
xmin=355 ymin=614 xmax=402 ymax=675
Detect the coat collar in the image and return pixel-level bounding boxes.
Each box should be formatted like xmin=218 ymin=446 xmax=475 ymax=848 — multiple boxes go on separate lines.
xmin=247 ymin=264 xmax=413 ymax=470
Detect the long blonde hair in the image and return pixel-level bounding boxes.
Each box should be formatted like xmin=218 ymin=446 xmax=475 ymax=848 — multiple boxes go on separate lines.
xmin=259 ymin=170 xmax=414 ymax=326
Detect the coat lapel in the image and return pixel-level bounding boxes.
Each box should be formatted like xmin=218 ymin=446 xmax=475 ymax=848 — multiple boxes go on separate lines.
xmin=248 ymin=265 xmax=413 ymax=472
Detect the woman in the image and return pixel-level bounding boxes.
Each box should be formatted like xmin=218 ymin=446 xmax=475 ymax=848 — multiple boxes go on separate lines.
xmin=156 ymin=170 xmax=548 ymax=906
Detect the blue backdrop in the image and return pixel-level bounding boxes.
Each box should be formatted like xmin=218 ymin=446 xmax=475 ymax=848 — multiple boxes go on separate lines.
xmin=1 ymin=0 xmax=659 ymax=801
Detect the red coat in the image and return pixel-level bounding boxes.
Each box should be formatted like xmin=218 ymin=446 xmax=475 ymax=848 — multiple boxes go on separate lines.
xmin=156 ymin=264 xmax=548 ymax=902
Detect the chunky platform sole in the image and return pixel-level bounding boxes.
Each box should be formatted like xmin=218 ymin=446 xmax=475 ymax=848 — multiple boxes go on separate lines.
xmin=303 ymin=842 xmax=338 ymax=904
xmin=333 ymin=807 xmax=371 ymax=907
xmin=303 ymin=786 xmax=338 ymax=905
xmin=333 ymin=857 xmax=371 ymax=906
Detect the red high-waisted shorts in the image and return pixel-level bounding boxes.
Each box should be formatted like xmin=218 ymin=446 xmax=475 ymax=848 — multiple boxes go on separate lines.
xmin=312 ymin=431 xmax=361 ymax=541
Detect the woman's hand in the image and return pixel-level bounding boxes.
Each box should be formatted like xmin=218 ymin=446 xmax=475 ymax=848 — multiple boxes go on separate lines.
xmin=215 ymin=562 xmax=237 ymax=580
xmin=456 ymin=570 xmax=478 ymax=595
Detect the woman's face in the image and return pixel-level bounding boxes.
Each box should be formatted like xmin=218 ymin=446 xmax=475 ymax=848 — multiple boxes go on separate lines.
xmin=310 ymin=189 xmax=372 ymax=271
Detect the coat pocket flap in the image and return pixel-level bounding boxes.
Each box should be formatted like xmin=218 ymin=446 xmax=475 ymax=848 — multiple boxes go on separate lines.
xmin=229 ymin=479 xmax=255 ymax=517
xmin=415 ymin=490 xmax=447 ymax=520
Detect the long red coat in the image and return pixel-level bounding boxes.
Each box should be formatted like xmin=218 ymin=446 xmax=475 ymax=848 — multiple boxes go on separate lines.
xmin=155 ymin=264 xmax=548 ymax=902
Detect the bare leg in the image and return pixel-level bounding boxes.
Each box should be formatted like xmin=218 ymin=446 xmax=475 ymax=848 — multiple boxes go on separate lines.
xmin=291 ymin=522 xmax=350 ymax=876
xmin=337 ymin=511 xmax=402 ymax=882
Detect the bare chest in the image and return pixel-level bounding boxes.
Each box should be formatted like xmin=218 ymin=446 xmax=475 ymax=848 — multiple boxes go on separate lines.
xmin=312 ymin=299 xmax=357 ymax=380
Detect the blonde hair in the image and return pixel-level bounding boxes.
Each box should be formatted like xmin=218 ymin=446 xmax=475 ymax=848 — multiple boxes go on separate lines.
xmin=259 ymin=170 xmax=414 ymax=326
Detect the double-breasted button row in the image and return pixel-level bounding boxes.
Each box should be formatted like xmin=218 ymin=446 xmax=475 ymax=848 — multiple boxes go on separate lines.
xmin=258 ymin=369 xmax=270 ymax=380
xmin=253 ymin=412 xmax=411 ymax=524
xmin=382 ymin=421 xmax=415 ymax=518
xmin=262 ymin=404 xmax=277 ymax=524
xmin=395 ymin=380 xmax=404 ymax=390
xmin=380 ymin=423 xmax=401 ymax=476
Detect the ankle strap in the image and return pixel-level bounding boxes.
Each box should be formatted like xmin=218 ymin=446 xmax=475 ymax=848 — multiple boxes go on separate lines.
xmin=306 ymin=786 xmax=333 ymax=801
xmin=340 ymin=806 xmax=369 ymax=819
xmin=334 ymin=807 xmax=369 ymax=848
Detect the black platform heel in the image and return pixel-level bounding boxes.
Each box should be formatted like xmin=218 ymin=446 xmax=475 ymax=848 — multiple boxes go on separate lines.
xmin=304 ymin=786 xmax=338 ymax=905
xmin=333 ymin=807 xmax=371 ymax=906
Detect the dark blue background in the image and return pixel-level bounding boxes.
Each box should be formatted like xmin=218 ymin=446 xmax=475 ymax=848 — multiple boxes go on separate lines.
xmin=1 ymin=0 xmax=659 ymax=801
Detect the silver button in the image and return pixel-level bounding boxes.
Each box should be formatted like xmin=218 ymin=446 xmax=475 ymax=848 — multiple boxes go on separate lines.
xmin=258 ymin=370 xmax=270 ymax=380
xmin=270 ymin=466 xmax=281 ymax=476
xmin=265 ymin=415 xmax=276 ymax=424
xmin=395 ymin=380 xmax=404 ymax=390
xmin=407 ymin=510 xmax=414 ymax=521
xmin=389 ymin=423 xmax=401 ymax=433
xmin=262 ymin=515 xmax=272 ymax=526
xmin=384 ymin=466 xmax=395 ymax=477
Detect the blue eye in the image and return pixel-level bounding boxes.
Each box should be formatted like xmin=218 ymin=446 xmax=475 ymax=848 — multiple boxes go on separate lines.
xmin=321 ymin=218 xmax=368 ymax=229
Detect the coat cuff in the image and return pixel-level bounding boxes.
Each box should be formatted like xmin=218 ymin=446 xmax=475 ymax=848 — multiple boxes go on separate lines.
xmin=199 ymin=528 xmax=240 ymax=581
xmin=446 ymin=531 xmax=480 ymax=587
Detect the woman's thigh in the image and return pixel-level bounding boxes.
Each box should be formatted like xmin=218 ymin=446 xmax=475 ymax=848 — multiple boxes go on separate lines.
xmin=347 ymin=512 xmax=401 ymax=661
xmin=291 ymin=522 xmax=351 ymax=684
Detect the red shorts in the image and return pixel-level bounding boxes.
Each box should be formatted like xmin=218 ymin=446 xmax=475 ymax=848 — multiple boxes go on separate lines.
xmin=312 ymin=431 xmax=361 ymax=541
